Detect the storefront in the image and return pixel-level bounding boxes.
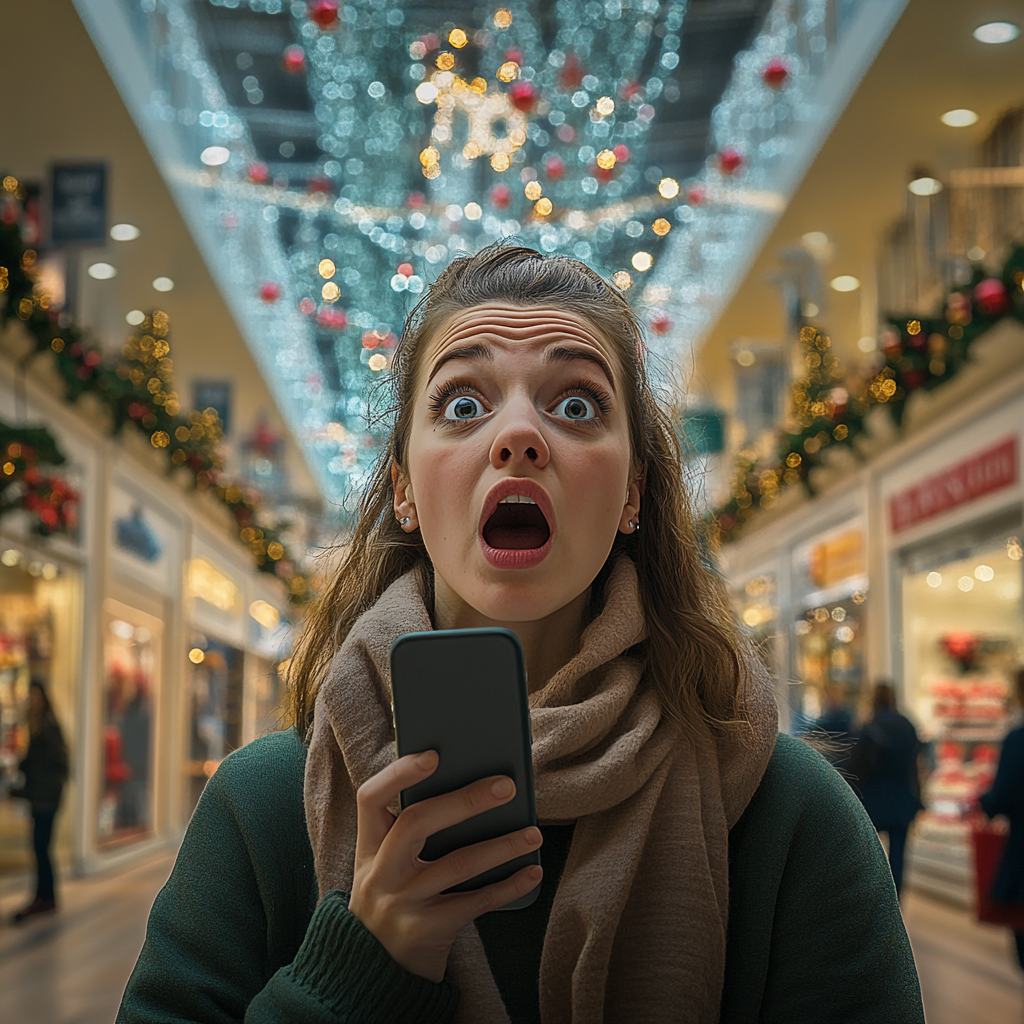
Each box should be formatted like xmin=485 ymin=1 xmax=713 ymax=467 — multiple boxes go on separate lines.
xmin=0 ymin=541 xmax=82 ymax=880
xmin=881 ymin=421 xmax=1023 ymax=902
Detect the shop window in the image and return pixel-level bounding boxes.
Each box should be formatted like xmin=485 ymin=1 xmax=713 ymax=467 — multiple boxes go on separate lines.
xmin=900 ymin=527 xmax=1022 ymax=895
xmin=0 ymin=553 xmax=80 ymax=878
xmin=735 ymin=573 xmax=780 ymax=675
xmin=186 ymin=636 xmax=243 ymax=815
xmin=792 ymin=524 xmax=868 ymax=731
xmin=99 ymin=602 xmax=161 ymax=847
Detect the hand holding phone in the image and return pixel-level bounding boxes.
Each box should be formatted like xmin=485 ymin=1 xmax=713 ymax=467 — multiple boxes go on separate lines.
xmin=347 ymin=752 xmax=543 ymax=983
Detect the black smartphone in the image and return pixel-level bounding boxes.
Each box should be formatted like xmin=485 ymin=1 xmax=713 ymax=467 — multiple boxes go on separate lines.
xmin=390 ymin=627 xmax=540 ymax=910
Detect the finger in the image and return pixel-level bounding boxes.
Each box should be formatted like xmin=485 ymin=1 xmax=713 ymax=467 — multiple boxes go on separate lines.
xmin=355 ymin=751 xmax=438 ymax=859
xmin=410 ymin=826 xmax=543 ymax=900
xmin=439 ymin=864 xmax=544 ymax=929
xmin=386 ymin=775 xmax=517 ymax=860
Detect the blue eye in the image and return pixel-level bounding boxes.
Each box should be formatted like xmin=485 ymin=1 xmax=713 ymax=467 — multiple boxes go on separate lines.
xmin=444 ymin=395 xmax=486 ymax=421
xmin=553 ymin=396 xmax=597 ymax=421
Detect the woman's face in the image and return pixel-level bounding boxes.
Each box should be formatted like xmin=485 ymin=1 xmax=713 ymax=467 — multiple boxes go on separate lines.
xmin=395 ymin=304 xmax=640 ymax=623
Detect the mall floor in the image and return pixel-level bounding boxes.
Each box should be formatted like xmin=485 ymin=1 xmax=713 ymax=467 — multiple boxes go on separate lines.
xmin=0 ymin=852 xmax=1021 ymax=1024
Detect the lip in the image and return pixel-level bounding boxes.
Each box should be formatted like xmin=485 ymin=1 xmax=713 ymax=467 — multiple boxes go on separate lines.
xmin=478 ymin=477 xmax=556 ymax=570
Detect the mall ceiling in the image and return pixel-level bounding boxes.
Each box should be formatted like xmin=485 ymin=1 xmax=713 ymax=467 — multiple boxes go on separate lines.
xmin=195 ymin=0 xmax=774 ymax=188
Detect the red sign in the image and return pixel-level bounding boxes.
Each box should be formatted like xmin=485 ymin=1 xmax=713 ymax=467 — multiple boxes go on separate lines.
xmin=890 ymin=436 xmax=1018 ymax=533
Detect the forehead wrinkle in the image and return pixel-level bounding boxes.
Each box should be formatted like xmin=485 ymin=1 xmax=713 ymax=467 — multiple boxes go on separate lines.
xmin=425 ymin=305 xmax=620 ymax=388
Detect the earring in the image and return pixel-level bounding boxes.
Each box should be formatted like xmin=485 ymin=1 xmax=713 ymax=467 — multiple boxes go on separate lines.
xmin=397 ymin=516 xmax=412 ymax=528
xmin=630 ymin=517 xmax=640 ymax=532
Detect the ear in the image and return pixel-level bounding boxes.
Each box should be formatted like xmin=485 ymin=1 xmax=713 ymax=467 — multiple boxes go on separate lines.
xmin=391 ymin=461 xmax=418 ymax=531
xmin=617 ymin=478 xmax=642 ymax=534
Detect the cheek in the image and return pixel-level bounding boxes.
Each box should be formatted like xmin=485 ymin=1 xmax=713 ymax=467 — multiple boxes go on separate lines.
xmin=553 ymin=437 xmax=632 ymax=527
xmin=407 ymin=429 xmax=482 ymax=535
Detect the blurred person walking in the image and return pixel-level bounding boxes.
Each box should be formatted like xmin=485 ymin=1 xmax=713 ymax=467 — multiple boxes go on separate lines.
xmin=9 ymin=680 xmax=69 ymax=922
xmin=979 ymin=669 xmax=1024 ymax=976
xmin=850 ymin=682 xmax=923 ymax=898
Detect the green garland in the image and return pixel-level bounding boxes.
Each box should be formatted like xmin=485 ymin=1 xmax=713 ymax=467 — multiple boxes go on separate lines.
xmin=0 ymin=419 xmax=78 ymax=536
xmin=714 ymin=245 xmax=1024 ymax=542
xmin=0 ymin=202 xmax=309 ymax=602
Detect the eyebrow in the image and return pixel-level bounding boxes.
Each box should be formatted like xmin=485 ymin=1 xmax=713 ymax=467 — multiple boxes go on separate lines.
xmin=425 ymin=340 xmax=616 ymax=391
xmin=544 ymin=344 xmax=616 ymax=392
xmin=425 ymin=342 xmax=492 ymax=384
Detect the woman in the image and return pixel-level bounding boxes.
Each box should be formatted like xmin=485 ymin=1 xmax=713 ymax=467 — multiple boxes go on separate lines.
xmin=849 ymin=683 xmax=923 ymax=899
xmin=10 ymin=680 xmax=68 ymax=923
xmin=118 ymin=246 xmax=924 ymax=1023
xmin=979 ymin=669 xmax=1024 ymax=974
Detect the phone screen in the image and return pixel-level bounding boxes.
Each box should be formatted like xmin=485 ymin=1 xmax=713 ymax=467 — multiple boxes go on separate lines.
xmin=390 ymin=628 xmax=540 ymax=907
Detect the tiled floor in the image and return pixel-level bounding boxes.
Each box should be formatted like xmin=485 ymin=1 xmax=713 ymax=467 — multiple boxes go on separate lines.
xmin=0 ymin=856 xmax=1021 ymax=1023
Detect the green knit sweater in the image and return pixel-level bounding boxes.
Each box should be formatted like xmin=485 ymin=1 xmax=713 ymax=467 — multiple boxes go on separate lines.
xmin=116 ymin=730 xmax=924 ymax=1023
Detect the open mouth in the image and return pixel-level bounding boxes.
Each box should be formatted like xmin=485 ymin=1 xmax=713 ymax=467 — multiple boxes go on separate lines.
xmin=482 ymin=494 xmax=551 ymax=550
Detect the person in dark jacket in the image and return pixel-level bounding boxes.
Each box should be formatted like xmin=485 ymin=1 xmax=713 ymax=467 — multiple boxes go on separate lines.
xmin=849 ymin=682 xmax=923 ymax=898
xmin=979 ymin=669 xmax=1024 ymax=971
xmin=10 ymin=680 xmax=69 ymax=922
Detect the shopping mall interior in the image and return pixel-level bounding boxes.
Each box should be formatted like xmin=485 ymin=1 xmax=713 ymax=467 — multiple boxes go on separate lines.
xmin=1 ymin=0 xmax=1023 ymax=1021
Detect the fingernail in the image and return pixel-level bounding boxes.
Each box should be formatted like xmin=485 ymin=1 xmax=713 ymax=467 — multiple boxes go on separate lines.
xmin=528 ymin=866 xmax=543 ymax=880
xmin=417 ymin=750 xmax=437 ymax=767
xmin=525 ymin=827 xmax=542 ymax=845
xmin=491 ymin=777 xmax=513 ymax=798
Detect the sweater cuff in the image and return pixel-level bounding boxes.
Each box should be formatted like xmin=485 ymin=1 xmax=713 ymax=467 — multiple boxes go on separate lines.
xmin=291 ymin=889 xmax=459 ymax=1024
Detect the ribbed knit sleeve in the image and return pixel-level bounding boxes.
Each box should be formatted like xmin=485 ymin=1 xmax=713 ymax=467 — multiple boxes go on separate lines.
xmin=117 ymin=731 xmax=458 ymax=1024
xmin=246 ymin=890 xmax=458 ymax=1023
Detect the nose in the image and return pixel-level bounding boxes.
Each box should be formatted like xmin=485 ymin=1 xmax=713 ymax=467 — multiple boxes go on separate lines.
xmin=488 ymin=399 xmax=550 ymax=470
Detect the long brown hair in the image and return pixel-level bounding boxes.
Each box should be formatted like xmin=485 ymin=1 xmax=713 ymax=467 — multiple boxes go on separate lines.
xmin=289 ymin=244 xmax=743 ymax=737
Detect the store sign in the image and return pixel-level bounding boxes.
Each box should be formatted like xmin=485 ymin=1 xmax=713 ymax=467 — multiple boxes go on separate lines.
xmin=808 ymin=528 xmax=865 ymax=589
xmin=50 ymin=163 xmax=106 ymax=245
xmin=890 ymin=436 xmax=1018 ymax=534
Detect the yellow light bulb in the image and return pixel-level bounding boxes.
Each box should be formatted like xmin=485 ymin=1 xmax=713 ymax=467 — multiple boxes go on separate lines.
xmin=631 ymin=251 xmax=653 ymax=272
xmin=595 ymin=96 xmax=615 ymax=116
xmin=322 ymin=282 xmax=341 ymax=302
xmin=463 ymin=141 xmax=482 ymax=160
xmin=652 ymin=218 xmax=671 ymax=236
xmin=419 ymin=146 xmax=440 ymax=166
xmin=423 ymin=164 xmax=441 ymax=179
xmin=534 ymin=198 xmax=553 ymax=216
xmin=612 ymin=270 xmax=632 ymax=290
xmin=494 ymin=8 xmax=512 ymax=29
xmin=368 ymin=353 xmax=388 ymax=371
xmin=449 ymin=28 xmax=468 ymax=48
xmin=436 ymin=52 xmax=455 ymax=71
xmin=318 ymin=258 xmax=336 ymax=279
xmin=490 ymin=152 xmax=511 ymax=172
xmin=508 ymin=127 xmax=527 ymax=147
xmin=524 ymin=180 xmax=543 ymax=200
xmin=596 ymin=149 xmax=616 ymax=170
xmin=470 ymin=76 xmax=487 ymax=93
xmin=497 ymin=61 xmax=519 ymax=83
xmin=658 ymin=177 xmax=680 ymax=199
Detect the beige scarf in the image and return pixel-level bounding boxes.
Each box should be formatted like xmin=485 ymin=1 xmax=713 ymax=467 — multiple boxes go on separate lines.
xmin=304 ymin=557 xmax=777 ymax=1023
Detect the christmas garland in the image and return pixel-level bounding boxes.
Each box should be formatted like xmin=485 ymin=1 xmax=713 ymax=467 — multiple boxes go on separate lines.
xmin=0 ymin=420 xmax=78 ymax=536
xmin=714 ymin=245 xmax=1024 ymax=542
xmin=0 ymin=194 xmax=309 ymax=602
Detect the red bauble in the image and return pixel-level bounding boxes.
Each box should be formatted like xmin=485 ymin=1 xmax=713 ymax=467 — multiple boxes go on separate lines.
xmin=397 ymin=262 xmax=414 ymax=278
xmin=509 ymin=81 xmax=537 ymax=112
xmin=974 ymin=277 xmax=1010 ymax=317
xmin=650 ymin=315 xmax=672 ymax=335
xmin=317 ymin=307 xmax=346 ymax=329
xmin=362 ymin=331 xmax=382 ymax=349
xmin=559 ymin=53 xmax=583 ymax=88
xmin=406 ymin=191 xmax=426 ymax=209
xmin=308 ymin=0 xmax=338 ymax=29
xmin=620 ymin=80 xmax=642 ymax=101
xmin=260 ymin=282 xmax=282 ymax=303
xmin=491 ymin=184 xmax=512 ymax=209
xmin=594 ymin=164 xmax=613 ymax=183
xmin=687 ymin=183 xmax=707 ymax=205
xmin=762 ymin=58 xmax=789 ymax=89
xmin=718 ymin=147 xmax=743 ymax=175
xmin=282 ymin=45 xmax=306 ymax=74
xmin=556 ymin=124 xmax=576 ymax=143
xmin=247 ymin=162 xmax=270 ymax=184
xmin=544 ymin=155 xmax=565 ymax=180
xmin=299 ymin=297 xmax=316 ymax=316
xmin=613 ymin=144 xmax=631 ymax=163
xmin=307 ymin=176 xmax=331 ymax=194
xmin=504 ymin=48 xmax=523 ymax=65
